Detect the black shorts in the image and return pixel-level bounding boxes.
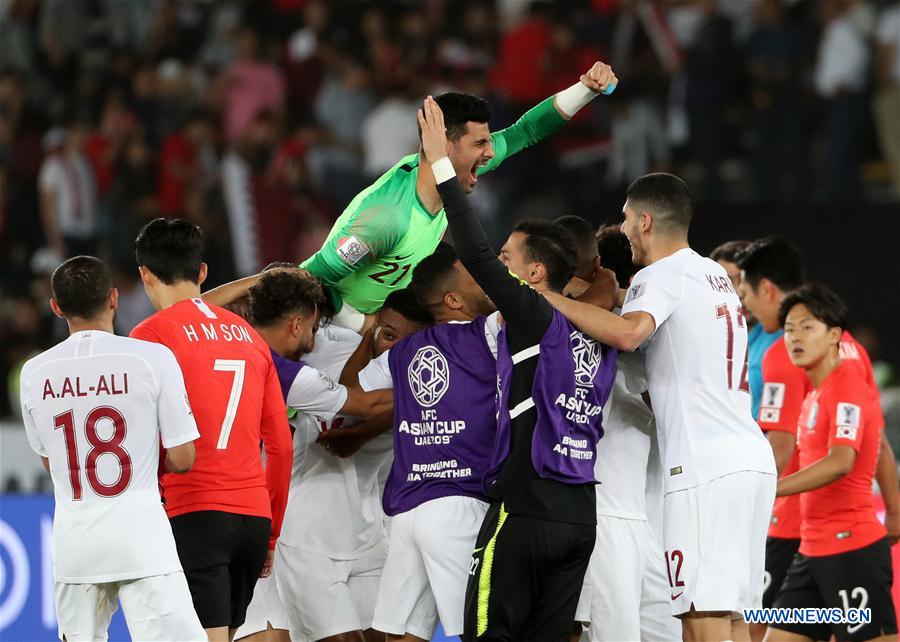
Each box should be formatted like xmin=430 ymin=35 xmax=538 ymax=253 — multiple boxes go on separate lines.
xmin=763 ymin=536 xmax=800 ymax=608
xmin=462 ymin=502 xmax=595 ymax=642
xmin=170 ymin=510 xmax=271 ymax=629
xmin=770 ymin=537 xmax=897 ymax=642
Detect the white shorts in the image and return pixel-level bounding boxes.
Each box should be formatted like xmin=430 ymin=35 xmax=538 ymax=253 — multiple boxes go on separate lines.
xmin=580 ymin=516 xmax=681 ymax=641
xmin=234 ymin=575 xmax=290 ymax=639
xmin=55 ymin=572 xmax=205 ymax=642
xmin=664 ymin=470 xmax=776 ymax=616
xmin=275 ymin=538 xmax=387 ymax=641
xmin=372 ymin=495 xmax=488 ymax=638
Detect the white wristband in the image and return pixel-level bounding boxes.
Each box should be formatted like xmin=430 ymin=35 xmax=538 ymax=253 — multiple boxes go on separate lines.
xmin=554 ymin=82 xmax=597 ymax=118
xmin=431 ymin=157 xmax=456 ymax=185
xmin=333 ymin=303 xmax=366 ymax=334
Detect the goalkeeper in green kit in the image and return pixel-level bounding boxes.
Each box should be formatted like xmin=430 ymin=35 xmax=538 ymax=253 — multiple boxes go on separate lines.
xmin=301 ymin=61 xmax=619 ymax=331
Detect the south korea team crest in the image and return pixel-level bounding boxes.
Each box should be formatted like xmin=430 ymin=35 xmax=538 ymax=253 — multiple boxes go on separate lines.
xmin=570 ymin=331 xmax=603 ymax=387
xmin=408 ymin=345 xmax=450 ymax=407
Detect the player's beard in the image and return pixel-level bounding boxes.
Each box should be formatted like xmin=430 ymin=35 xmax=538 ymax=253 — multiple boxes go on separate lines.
xmin=625 ymin=224 xmax=647 ymax=267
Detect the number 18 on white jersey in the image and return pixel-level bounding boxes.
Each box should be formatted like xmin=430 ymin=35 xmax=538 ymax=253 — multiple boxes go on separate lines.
xmin=19 ymin=331 xmax=200 ymax=583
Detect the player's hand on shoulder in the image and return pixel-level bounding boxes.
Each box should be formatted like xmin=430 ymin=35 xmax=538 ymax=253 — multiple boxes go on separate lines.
xmin=418 ymin=96 xmax=450 ymax=163
xmin=580 ymin=61 xmax=617 ymax=95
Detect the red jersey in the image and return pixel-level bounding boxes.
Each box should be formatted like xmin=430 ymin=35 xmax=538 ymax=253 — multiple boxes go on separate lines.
xmin=131 ymin=298 xmax=292 ymax=547
xmin=796 ymin=360 xmax=885 ymax=556
xmin=758 ymin=332 xmax=875 ymax=539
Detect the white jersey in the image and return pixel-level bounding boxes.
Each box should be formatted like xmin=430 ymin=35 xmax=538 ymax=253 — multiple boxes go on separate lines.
xmin=595 ymin=350 xmax=653 ymax=520
xmin=621 ymin=248 xmax=775 ymax=493
xmin=19 ymin=331 xmax=199 ymax=583
xmin=279 ymin=325 xmax=388 ymax=559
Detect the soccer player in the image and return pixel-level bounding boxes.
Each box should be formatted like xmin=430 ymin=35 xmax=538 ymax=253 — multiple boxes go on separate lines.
xmin=18 ymin=256 xmax=205 ymax=641
xmin=301 ymin=62 xmax=618 ymax=331
xmin=419 ymin=99 xmax=619 ymax=640
xmin=768 ymin=284 xmax=897 ymax=642
xmin=555 ymin=215 xmax=601 ymax=296
xmin=710 ymin=239 xmax=782 ymax=421
xmin=230 ymin=268 xmax=396 ymax=642
xmin=130 ymin=218 xmax=293 ymax=641
xmin=349 ymin=242 xmax=501 ymax=641
xmin=582 ymin=228 xmax=681 ymax=642
xmin=540 ymin=172 xmax=777 ymax=642
xmin=736 ymin=237 xmax=899 ymax=642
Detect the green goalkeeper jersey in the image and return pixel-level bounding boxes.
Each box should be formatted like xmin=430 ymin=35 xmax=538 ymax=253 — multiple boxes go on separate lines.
xmin=301 ymin=96 xmax=566 ymax=313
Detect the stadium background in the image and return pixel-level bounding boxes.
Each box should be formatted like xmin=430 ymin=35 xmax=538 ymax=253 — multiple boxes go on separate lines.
xmin=1 ymin=0 xmax=899 ymax=638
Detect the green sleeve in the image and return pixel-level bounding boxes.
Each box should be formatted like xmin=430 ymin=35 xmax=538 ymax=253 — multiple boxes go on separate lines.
xmin=301 ymin=199 xmax=410 ymax=290
xmin=479 ymin=96 xmax=566 ymax=174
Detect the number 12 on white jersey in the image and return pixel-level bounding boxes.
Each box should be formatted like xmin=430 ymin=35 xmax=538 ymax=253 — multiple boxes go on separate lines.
xmin=715 ymin=303 xmax=750 ymax=393
xmin=214 ymin=359 xmax=245 ymax=449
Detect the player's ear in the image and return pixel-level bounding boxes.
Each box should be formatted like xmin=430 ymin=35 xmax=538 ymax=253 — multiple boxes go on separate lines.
xmin=137 ymin=265 xmax=152 ymax=286
xmin=198 ymin=262 xmax=208 ymax=287
xmin=444 ymin=291 xmax=462 ymax=310
xmin=639 ymin=211 xmax=652 ymax=233
xmin=531 ymin=262 xmax=546 ymax=285
xmin=49 ymin=298 xmax=65 ymax=319
xmin=108 ymin=288 xmax=119 ymax=311
xmin=827 ymin=325 xmax=842 ymax=347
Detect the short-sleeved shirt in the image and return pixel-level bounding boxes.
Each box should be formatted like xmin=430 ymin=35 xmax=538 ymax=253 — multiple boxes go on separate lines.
xmin=19 ymin=331 xmax=199 ymax=582
xmin=621 ymin=248 xmax=776 ymax=493
xmin=759 ymin=332 xmax=876 ymax=539
xmin=748 ymin=324 xmax=783 ymax=420
xmin=130 ymin=298 xmax=290 ymax=521
xmin=796 ymin=361 xmax=885 ymax=556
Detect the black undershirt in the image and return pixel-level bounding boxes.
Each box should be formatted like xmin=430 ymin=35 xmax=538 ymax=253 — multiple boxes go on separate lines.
xmin=437 ymin=177 xmax=595 ymax=526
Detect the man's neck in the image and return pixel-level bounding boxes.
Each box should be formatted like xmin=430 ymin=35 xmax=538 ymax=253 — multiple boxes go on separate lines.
xmin=155 ymin=282 xmax=203 ymax=310
xmin=433 ymin=308 xmax=473 ymax=324
xmin=808 ymin=351 xmax=842 ymax=388
xmin=255 ymin=326 xmax=288 ymax=357
xmin=67 ymin=318 xmax=115 ymax=335
xmin=646 ymin=236 xmax=690 ymax=265
xmin=415 ymin=157 xmax=445 ymax=214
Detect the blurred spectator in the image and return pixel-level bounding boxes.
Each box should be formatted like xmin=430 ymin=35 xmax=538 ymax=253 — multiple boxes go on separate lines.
xmin=491 ymin=2 xmax=552 ymax=106
xmin=158 ymin=109 xmax=217 ymax=216
xmin=873 ymin=0 xmax=900 ymax=197
xmin=815 ymin=0 xmax=870 ymax=201
xmin=110 ymin=260 xmax=155 ymax=336
xmin=85 ymin=91 xmax=138 ymax=197
xmin=744 ymin=0 xmax=810 ymax=202
xmin=221 ymin=26 xmax=285 ymax=143
xmin=681 ymin=0 xmax=737 ymax=201
xmin=361 ymin=84 xmax=420 ymax=179
xmin=38 ymin=121 xmax=98 ymax=258
xmin=310 ymin=52 xmax=375 ymax=206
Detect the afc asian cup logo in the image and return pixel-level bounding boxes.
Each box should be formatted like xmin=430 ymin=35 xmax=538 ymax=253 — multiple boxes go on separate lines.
xmin=570 ymin=331 xmax=603 ymax=387
xmin=407 ymin=345 xmax=450 ymax=407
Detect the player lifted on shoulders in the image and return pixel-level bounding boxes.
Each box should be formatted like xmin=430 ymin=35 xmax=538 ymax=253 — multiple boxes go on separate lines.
xmin=544 ymin=173 xmax=777 ymax=642
xmin=301 ymin=62 xmax=617 ymax=331
xmin=130 ymin=218 xmax=293 ymax=642
xmin=19 ymin=256 xmax=205 ymax=641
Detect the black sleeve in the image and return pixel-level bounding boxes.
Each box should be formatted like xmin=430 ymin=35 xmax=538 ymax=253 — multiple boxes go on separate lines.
xmin=436 ymin=177 xmax=553 ymax=342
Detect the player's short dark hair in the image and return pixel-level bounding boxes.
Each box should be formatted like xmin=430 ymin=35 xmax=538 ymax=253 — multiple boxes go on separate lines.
xmin=382 ymin=288 xmax=434 ymax=326
xmin=134 ymin=218 xmax=204 ymax=285
xmin=625 ymin=173 xmax=693 ymax=235
xmin=513 ymin=219 xmax=577 ymax=293
xmin=736 ymin=236 xmax=804 ymax=293
xmin=434 ymin=92 xmax=492 ymax=142
xmin=248 ymin=270 xmax=327 ymax=328
xmin=778 ymin=283 xmax=849 ymax=332
xmin=409 ymin=242 xmax=459 ymax=309
xmin=709 ymin=240 xmax=750 ymax=264
xmin=596 ymin=225 xmax=637 ymax=288
xmin=555 ymin=215 xmax=597 ymax=280
xmin=51 ymin=256 xmax=113 ymax=320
